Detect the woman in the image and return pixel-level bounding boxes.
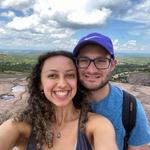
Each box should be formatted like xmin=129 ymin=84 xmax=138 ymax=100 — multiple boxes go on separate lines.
xmin=0 ymin=51 xmax=118 ymax=150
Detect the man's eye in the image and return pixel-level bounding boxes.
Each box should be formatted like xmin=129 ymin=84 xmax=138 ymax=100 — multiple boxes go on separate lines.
xmin=97 ymin=59 xmax=107 ymax=63
xmin=79 ymin=59 xmax=88 ymax=63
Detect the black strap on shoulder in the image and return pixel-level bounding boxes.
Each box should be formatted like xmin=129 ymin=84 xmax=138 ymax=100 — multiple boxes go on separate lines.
xmin=122 ymin=90 xmax=137 ymax=150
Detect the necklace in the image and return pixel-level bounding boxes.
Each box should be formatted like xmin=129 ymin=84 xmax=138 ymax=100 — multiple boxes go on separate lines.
xmin=54 ymin=109 xmax=80 ymax=139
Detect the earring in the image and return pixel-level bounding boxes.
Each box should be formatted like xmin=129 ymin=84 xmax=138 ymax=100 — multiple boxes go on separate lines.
xmin=41 ymin=90 xmax=44 ymax=94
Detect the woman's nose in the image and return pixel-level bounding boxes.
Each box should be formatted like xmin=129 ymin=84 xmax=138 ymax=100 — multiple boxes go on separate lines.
xmin=57 ymin=77 xmax=67 ymax=88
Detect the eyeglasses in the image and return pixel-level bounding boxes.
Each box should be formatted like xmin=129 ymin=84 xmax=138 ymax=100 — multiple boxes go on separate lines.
xmin=76 ymin=56 xmax=112 ymax=69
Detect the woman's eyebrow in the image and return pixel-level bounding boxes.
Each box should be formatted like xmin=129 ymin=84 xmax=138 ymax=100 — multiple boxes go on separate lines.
xmin=44 ymin=69 xmax=76 ymax=73
xmin=66 ymin=69 xmax=76 ymax=72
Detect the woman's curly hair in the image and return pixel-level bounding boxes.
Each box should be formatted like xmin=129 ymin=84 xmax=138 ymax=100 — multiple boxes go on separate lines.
xmin=14 ymin=50 xmax=90 ymax=149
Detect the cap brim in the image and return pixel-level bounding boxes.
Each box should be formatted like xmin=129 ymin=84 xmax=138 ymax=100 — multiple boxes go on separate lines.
xmin=74 ymin=40 xmax=111 ymax=57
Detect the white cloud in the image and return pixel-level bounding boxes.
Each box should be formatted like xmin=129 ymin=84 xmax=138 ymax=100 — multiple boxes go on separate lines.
xmin=5 ymin=0 xmax=114 ymax=34
xmin=121 ymin=40 xmax=137 ymax=50
xmin=113 ymin=39 xmax=119 ymax=46
xmin=119 ymin=0 xmax=150 ymax=24
xmin=0 ymin=28 xmax=6 ymax=34
xmin=127 ymin=24 xmax=150 ymax=41
xmin=0 ymin=25 xmax=75 ymax=50
xmin=86 ymin=0 xmax=130 ymax=10
xmin=33 ymin=0 xmax=53 ymax=16
xmin=1 ymin=0 xmax=32 ymax=9
xmin=114 ymin=39 xmax=149 ymax=52
xmin=0 ymin=11 xmax=15 ymax=18
xmin=127 ymin=40 xmax=136 ymax=46
xmin=50 ymin=0 xmax=85 ymax=12
xmin=1 ymin=0 xmax=150 ymax=51
xmin=67 ymin=8 xmax=111 ymax=25
xmin=7 ymin=14 xmax=40 ymax=30
xmin=31 ymin=0 xmax=113 ymax=27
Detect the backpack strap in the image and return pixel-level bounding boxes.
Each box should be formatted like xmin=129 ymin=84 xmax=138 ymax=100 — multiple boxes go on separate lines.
xmin=122 ymin=90 xmax=137 ymax=150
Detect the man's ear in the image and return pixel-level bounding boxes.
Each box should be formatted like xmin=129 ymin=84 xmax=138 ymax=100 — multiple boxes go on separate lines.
xmin=110 ymin=59 xmax=117 ymax=72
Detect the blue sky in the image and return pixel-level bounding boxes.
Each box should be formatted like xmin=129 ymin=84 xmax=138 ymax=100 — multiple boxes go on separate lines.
xmin=0 ymin=0 xmax=150 ymax=53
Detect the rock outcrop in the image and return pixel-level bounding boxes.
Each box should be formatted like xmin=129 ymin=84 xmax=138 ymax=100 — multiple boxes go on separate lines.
xmin=0 ymin=74 xmax=150 ymax=125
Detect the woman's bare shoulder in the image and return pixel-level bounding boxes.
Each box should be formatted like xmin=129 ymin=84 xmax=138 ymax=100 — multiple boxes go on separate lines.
xmin=87 ymin=112 xmax=109 ymax=121
xmin=87 ymin=112 xmax=114 ymax=129
xmin=86 ymin=113 xmax=118 ymax=150
xmin=0 ymin=118 xmax=31 ymax=137
xmin=0 ymin=119 xmax=31 ymax=149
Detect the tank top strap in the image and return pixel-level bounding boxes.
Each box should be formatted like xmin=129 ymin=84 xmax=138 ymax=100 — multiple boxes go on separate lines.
xmin=26 ymin=131 xmax=36 ymax=150
xmin=76 ymin=111 xmax=92 ymax=150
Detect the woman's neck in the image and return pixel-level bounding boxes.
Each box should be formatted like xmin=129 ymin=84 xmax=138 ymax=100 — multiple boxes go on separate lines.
xmin=54 ymin=103 xmax=79 ymax=128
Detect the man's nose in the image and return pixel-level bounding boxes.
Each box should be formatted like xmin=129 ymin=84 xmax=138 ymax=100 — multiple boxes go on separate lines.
xmin=87 ymin=61 xmax=98 ymax=73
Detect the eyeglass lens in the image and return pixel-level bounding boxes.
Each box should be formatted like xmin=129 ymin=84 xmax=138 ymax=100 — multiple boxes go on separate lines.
xmin=76 ymin=57 xmax=111 ymax=69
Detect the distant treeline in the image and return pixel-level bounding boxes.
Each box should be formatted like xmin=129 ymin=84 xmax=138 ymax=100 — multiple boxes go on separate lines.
xmin=0 ymin=53 xmax=150 ymax=82
xmin=111 ymin=63 xmax=150 ymax=83
xmin=0 ymin=61 xmax=33 ymax=73
xmin=0 ymin=58 xmax=149 ymax=74
xmin=0 ymin=53 xmax=37 ymax=73
xmin=113 ymin=63 xmax=150 ymax=75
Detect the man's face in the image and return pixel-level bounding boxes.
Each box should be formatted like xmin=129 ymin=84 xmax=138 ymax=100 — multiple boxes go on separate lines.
xmin=77 ymin=44 xmax=116 ymax=91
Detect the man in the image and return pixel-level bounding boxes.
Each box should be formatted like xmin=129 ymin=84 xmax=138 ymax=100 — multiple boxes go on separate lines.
xmin=73 ymin=32 xmax=150 ymax=150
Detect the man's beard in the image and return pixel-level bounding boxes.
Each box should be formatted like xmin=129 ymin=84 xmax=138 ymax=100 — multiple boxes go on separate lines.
xmin=86 ymin=79 xmax=109 ymax=91
xmin=81 ymin=73 xmax=110 ymax=91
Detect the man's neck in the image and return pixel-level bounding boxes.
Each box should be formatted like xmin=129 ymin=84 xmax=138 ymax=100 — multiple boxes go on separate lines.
xmin=88 ymin=83 xmax=110 ymax=102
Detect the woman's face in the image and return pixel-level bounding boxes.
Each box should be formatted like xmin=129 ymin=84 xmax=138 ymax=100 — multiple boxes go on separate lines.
xmin=40 ymin=56 xmax=77 ymax=107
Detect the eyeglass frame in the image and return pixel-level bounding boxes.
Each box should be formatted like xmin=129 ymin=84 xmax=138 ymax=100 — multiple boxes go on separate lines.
xmin=75 ymin=56 xmax=112 ymax=69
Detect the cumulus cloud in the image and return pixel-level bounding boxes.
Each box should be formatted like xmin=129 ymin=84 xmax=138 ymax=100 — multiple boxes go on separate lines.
xmin=122 ymin=40 xmax=136 ymax=49
xmin=1 ymin=0 xmax=32 ymax=10
xmin=7 ymin=14 xmax=40 ymax=30
xmin=113 ymin=39 xmax=119 ymax=45
xmin=119 ymin=0 xmax=150 ymax=24
xmin=0 ymin=0 xmax=150 ymax=51
xmin=6 ymin=0 xmax=114 ymax=31
xmin=85 ymin=0 xmax=129 ymax=10
xmin=0 ymin=28 xmax=6 ymax=34
xmin=127 ymin=40 xmax=136 ymax=46
xmin=116 ymin=40 xmax=138 ymax=51
xmin=67 ymin=8 xmax=111 ymax=25
xmin=0 ymin=11 xmax=15 ymax=18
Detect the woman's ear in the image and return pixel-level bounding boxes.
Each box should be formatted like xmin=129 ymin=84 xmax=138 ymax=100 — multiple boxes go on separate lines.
xmin=40 ymin=85 xmax=44 ymax=95
xmin=39 ymin=83 xmax=43 ymax=91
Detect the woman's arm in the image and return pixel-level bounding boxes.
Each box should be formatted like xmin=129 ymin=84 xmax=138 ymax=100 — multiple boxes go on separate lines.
xmin=0 ymin=119 xmax=21 ymax=150
xmin=89 ymin=115 xmax=118 ymax=150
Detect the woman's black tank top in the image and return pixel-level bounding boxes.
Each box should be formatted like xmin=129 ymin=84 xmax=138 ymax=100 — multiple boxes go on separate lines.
xmin=27 ymin=114 xmax=92 ymax=150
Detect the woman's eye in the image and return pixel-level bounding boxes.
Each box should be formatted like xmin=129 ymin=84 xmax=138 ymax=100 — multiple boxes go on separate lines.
xmin=47 ymin=74 xmax=57 ymax=79
xmin=66 ymin=74 xmax=76 ymax=78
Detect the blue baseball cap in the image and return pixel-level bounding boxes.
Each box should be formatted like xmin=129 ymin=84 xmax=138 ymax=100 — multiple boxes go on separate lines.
xmin=73 ymin=32 xmax=114 ymax=58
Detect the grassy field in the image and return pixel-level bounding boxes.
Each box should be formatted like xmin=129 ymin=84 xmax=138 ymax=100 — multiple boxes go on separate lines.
xmin=116 ymin=56 xmax=150 ymax=65
xmin=0 ymin=53 xmax=38 ymax=64
xmin=0 ymin=52 xmax=150 ymax=74
xmin=1 ymin=53 xmax=150 ymax=64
